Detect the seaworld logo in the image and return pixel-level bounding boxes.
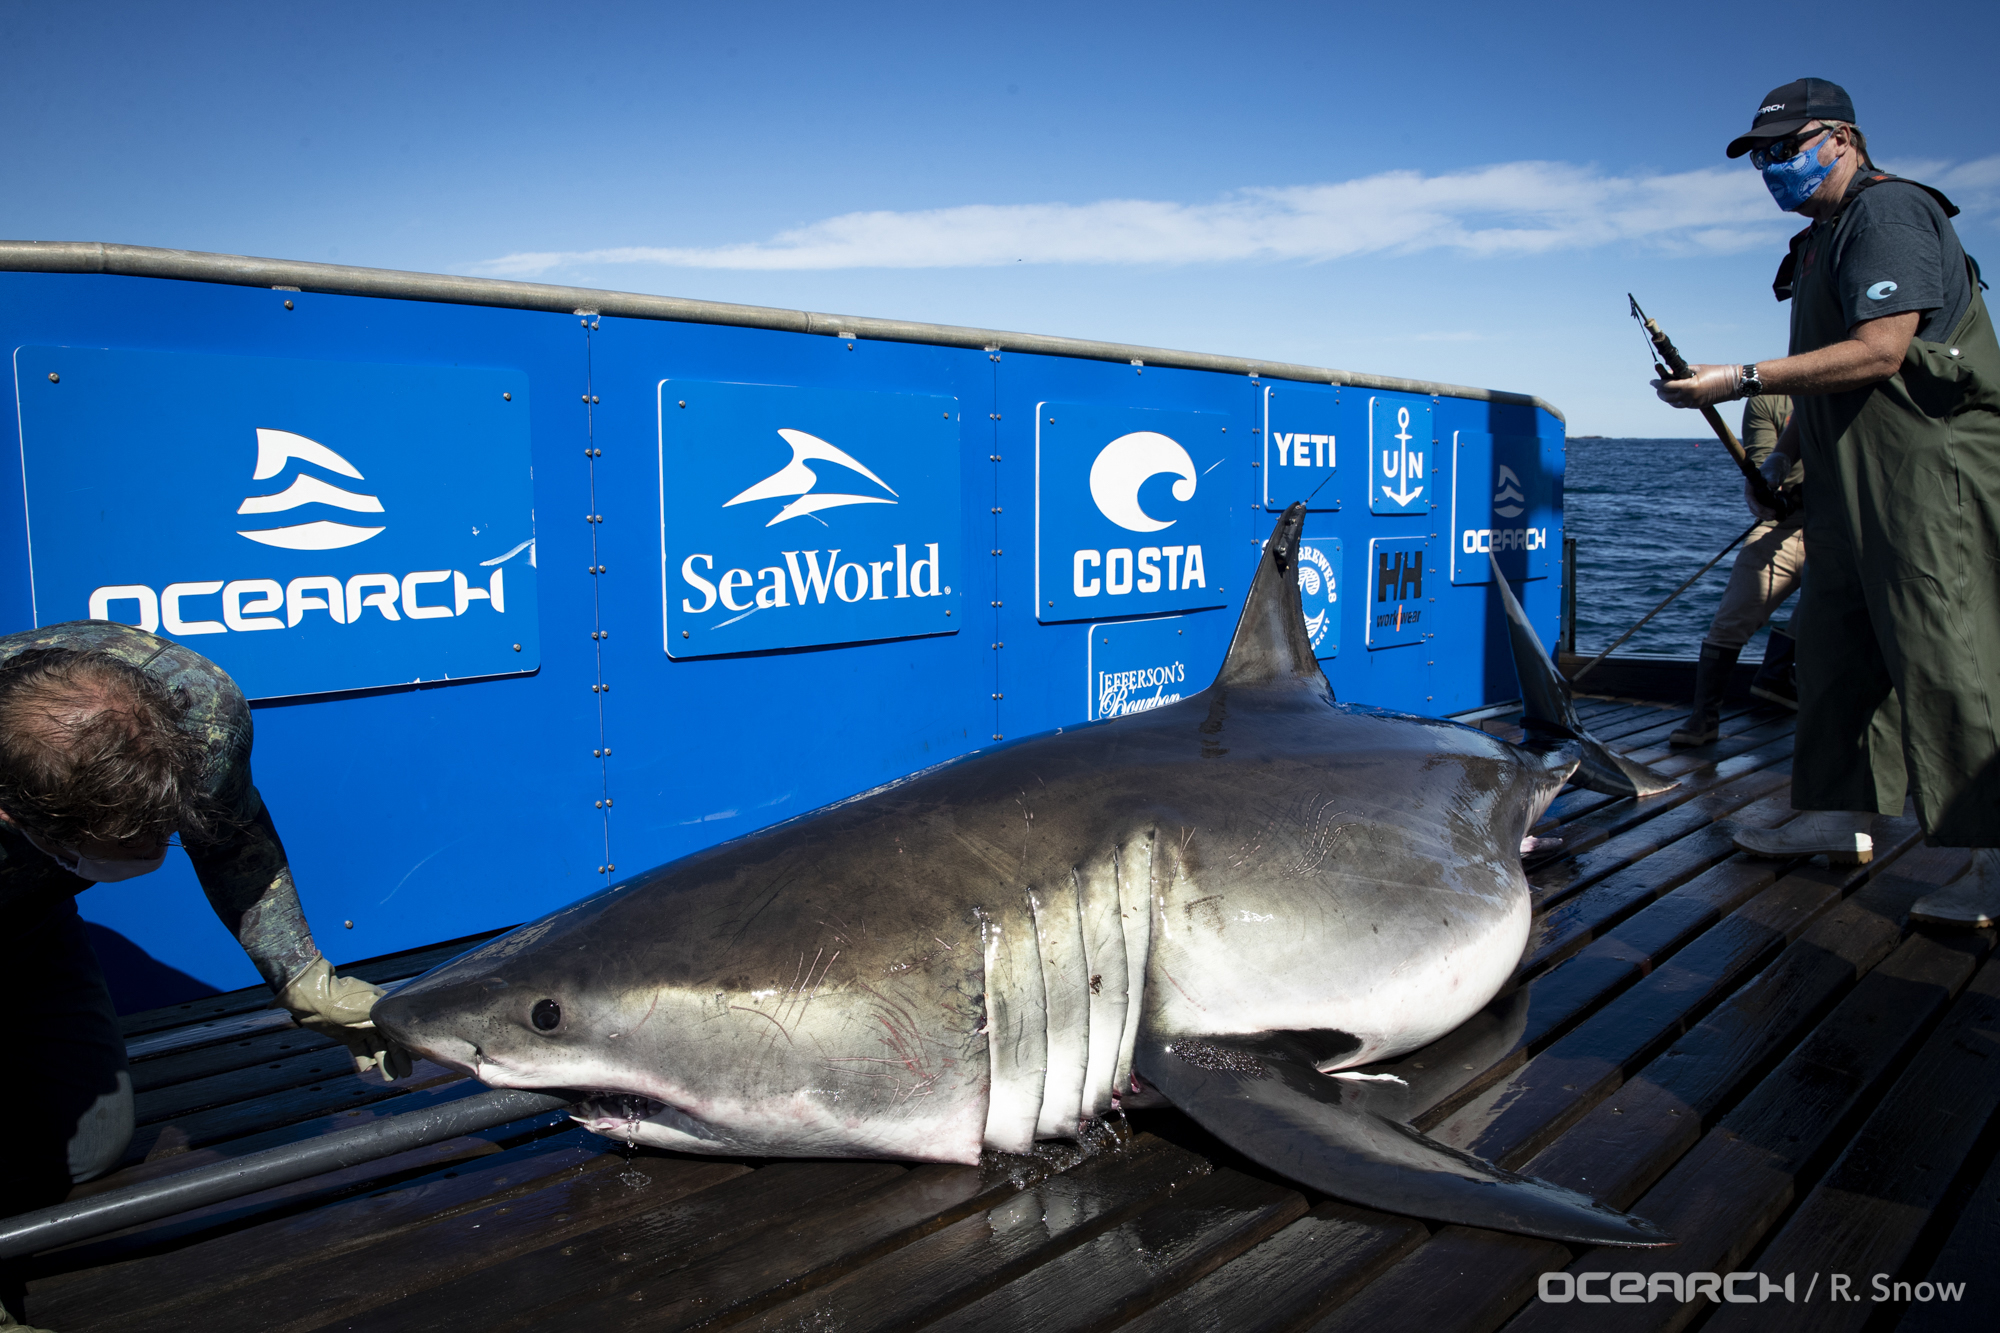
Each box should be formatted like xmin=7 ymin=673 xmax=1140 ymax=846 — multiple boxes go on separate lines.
xmin=723 ymin=429 xmax=898 ymax=527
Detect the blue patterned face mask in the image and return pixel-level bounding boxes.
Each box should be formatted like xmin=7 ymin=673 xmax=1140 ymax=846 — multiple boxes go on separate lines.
xmin=1759 ymin=133 xmax=1842 ymax=212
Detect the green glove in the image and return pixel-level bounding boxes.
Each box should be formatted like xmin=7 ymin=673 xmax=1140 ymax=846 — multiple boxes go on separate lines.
xmin=275 ymin=956 xmax=415 ymax=1081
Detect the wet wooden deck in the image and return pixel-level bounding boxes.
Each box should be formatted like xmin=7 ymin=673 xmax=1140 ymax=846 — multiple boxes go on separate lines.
xmin=21 ymin=697 xmax=1998 ymax=1332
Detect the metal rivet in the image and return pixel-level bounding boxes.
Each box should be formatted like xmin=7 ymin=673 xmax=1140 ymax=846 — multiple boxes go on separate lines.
xmin=284 ymin=300 xmax=294 ymax=310
xmin=592 ymin=395 xmax=600 ymax=404
xmin=943 ymin=412 xmax=950 ymax=418
xmin=595 ymin=801 xmax=604 ymax=809
xmin=682 ymin=630 xmax=689 ymax=638
xmin=605 ymin=799 xmax=613 ymax=807
xmin=512 ymin=643 xmax=521 ymax=651
xmin=581 ymin=394 xmax=588 ymax=403
xmin=47 ymin=373 xmax=58 ymax=383
xmin=503 ymin=392 xmax=512 ymax=401
xmin=604 ymin=748 xmax=611 ymax=756
xmin=343 ymin=920 xmax=353 ymax=929
xmin=594 ymin=749 xmax=602 ymax=757
xmin=678 ymin=400 xmax=686 ymax=408
xmin=607 ymin=864 xmax=615 ymax=871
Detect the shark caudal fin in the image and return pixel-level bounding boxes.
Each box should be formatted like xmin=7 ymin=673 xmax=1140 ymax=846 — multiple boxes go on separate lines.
xmin=1213 ymin=503 xmax=1331 ymax=693
xmin=1134 ymin=1033 xmax=1672 ymax=1247
xmin=1489 ymin=553 xmax=1677 ymax=799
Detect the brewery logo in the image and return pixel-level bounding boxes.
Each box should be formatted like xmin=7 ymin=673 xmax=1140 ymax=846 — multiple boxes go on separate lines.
xmin=1299 ymin=541 xmax=1338 ymax=651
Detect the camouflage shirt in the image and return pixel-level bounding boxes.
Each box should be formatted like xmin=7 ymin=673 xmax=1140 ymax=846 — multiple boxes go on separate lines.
xmin=0 ymin=621 xmax=320 ymax=989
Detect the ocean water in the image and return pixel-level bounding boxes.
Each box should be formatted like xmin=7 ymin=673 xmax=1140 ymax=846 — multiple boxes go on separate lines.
xmin=1564 ymin=437 xmax=1790 ymax=661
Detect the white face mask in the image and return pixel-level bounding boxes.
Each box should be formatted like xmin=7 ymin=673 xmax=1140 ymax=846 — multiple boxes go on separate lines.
xmin=17 ymin=825 xmax=168 ymax=882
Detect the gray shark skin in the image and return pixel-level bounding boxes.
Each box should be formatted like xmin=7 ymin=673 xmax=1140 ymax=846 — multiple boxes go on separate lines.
xmin=374 ymin=504 xmax=1675 ymax=1247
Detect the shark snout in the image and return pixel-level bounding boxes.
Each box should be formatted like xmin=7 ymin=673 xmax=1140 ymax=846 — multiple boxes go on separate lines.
xmin=370 ymin=989 xmax=479 ymax=1074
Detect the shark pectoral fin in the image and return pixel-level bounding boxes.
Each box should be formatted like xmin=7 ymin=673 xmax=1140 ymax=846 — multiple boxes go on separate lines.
xmin=1488 ymin=553 xmax=1677 ymax=800
xmin=1132 ymin=1033 xmax=1672 ymax=1248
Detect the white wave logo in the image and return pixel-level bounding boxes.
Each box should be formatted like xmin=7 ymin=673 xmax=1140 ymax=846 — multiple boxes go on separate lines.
xmin=236 ymin=429 xmax=385 ymax=550
xmin=724 ymin=429 xmax=898 ymax=526
xmin=1089 ymin=431 xmax=1196 ymax=533
xmin=1492 ymin=464 xmax=1526 ymax=519
xmin=1298 ymin=542 xmax=1338 ymax=650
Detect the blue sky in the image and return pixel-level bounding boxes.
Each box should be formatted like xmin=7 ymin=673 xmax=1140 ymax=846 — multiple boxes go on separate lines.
xmin=3 ymin=0 xmax=1995 ymax=434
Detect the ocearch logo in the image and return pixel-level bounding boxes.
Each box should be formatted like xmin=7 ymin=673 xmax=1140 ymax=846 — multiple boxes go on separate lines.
xmin=86 ymin=426 xmax=525 ymax=637
xmin=237 ymin=429 xmax=386 ymax=550
xmin=1073 ymin=432 xmax=1207 ymax=598
xmin=1463 ymin=463 xmax=1545 ymax=555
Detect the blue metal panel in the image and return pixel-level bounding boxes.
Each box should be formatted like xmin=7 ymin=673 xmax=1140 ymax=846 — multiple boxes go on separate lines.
xmin=15 ymin=345 xmax=538 ymax=699
xmin=0 ymin=268 xmax=1569 ymax=1003
xmin=1034 ymin=401 xmax=1231 ymax=624
xmin=1447 ymin=430 xmax=1554 ymax=585
xmin=659 ymin=379 xmax=961 ymax=657
xmin=1260 ymin=381 xmax=1346 ymax=512
xmin=1366 ymin=392 xmax=1434 ymax=516
xmin=1366 ymin=536 xmax=1432 ymax=650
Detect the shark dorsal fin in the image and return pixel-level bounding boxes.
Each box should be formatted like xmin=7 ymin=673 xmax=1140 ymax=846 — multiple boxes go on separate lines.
xmin=1213 ymin=503 xmax=1331 ymax=693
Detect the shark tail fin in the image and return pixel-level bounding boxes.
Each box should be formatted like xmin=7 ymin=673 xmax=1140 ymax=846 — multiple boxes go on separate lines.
xmin=1489 ymin=552 xmax=1677 ymax=799
xmin=1213 ymin=503 xmax=1331 ymax=694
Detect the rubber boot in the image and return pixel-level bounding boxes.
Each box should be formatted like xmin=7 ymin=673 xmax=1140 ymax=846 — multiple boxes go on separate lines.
xmin=1733 ymin=810 xmax=1875 ymax=864
xmin=1750 ymin=629 xmax=1797 ymax=710
xmin=1670 ymin=643 xmax=1738 ymax=747
xmin=1910 ymin=848 xmax=2000 ymax=929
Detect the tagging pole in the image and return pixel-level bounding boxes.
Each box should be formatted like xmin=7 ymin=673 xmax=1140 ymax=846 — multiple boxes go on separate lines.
xmin=0 ymin=1087 xmax=572 ymax=1259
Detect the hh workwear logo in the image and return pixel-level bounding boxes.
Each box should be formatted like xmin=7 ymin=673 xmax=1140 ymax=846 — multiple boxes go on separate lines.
xmin=13 ymin=346 xmax=539 ymax=700
xmin=660 ymin=380 xmax=960 ymax=659
xmin=1368 ymin=394 xmax=1432 ymax=515
xmin=1449 ymin=431 xmax=1554 ymax=586
xmin=1367 ymin=537 xmax=1428 ymax=649
xmin=1037 ymin=402 xmax=1230 ymax=624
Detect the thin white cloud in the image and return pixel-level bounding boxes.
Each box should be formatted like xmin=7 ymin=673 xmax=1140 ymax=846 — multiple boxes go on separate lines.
xmin=476 ymin=156 xmax=2000 ymax=278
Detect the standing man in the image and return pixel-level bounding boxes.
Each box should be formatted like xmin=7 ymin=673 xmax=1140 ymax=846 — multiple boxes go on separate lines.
xmin=1655 ymin=78 xmax=2000 ymax=926
xmin=1669 ymin=392 xmax=1804 ymax=747
xmin=0 ymin=622 xmax=407 ymax=1327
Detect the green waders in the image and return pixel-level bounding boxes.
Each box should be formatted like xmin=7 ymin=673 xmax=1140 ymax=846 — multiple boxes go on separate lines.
xmin=1790 ymin=216 xmax=2000 ymax=845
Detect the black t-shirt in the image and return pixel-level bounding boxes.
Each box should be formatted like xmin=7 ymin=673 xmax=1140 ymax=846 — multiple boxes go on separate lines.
xmin=1817 ymin=177 xmax=1973 ymax=342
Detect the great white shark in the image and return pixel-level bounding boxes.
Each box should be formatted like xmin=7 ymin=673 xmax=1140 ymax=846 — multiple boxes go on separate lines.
xmin=374 ymin=504 xmax=1677 ymax=1246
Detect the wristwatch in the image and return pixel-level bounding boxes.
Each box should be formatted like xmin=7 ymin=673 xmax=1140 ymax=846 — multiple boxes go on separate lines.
xmin=1739 ymin=363 xmax=1765 ymax=399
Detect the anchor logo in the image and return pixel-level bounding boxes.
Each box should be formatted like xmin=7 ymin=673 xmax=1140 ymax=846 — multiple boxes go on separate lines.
xmin=1379 ymin=407 xmax=1425 ymax=507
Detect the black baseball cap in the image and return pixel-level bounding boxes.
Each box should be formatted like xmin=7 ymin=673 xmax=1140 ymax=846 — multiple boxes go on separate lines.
xmin=1725 ymin=78 xmax=1856 ymax=158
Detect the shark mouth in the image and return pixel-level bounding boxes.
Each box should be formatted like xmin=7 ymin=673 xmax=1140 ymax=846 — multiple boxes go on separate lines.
xmin=569 ymin=1092 xmax=723 ymax=1143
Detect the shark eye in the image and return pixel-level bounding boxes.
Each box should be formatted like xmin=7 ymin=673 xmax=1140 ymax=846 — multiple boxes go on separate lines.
xmin=531 ymin=999 xmax=562 ymax=1032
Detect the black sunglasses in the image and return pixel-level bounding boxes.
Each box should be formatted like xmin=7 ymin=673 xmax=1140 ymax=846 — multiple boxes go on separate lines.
xmin=1749 ymin=124 xmax=1838 ymax=170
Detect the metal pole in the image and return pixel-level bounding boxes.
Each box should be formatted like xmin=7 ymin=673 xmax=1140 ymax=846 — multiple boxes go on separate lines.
xmin=1570 ymin=522 xmax=1758 ymax=684
xmin=1561 ymin=537 xmax=1578 ymax=657
xmin=0 ymin=1087 xmax=572 ymax=1259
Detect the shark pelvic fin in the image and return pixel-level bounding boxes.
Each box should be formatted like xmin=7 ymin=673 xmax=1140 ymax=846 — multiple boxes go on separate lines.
xmin=1134 ymin=1032 xmax=1673 ymax=1247
xmin=1213 ymin=503 xmax=1332 ymax=694
xmin=1488 ymin=553 xmax=1677 ymax=799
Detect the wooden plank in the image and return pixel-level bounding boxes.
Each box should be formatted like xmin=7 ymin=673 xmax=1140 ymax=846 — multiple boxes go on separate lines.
xmin=559 ymin=1165 xmax=1063 ymax=1333
xmin=121 ymin=1061 xmax=466 ymax=1166
xmin=1301 ymin=1227 xmax=1569 ymax=1333
xmin=743 ymin=1135 xmax=1211 ymax=1333
xmin=115 ymin=927 xmax=508 ymax=1037
xmin=1703 ymin=954 xmax=2000 ymax=1333
xmin=71 ymin=1072 xmax=496 ymax=1199
xmin=1522 ymin=789 xmax=1800 ymax=975
xmin=1505 ymin=928 xmax=1993 ymax=1333
xmin=1113 ymin=1201 xmax=1428 ymax=1333
xmin=325 ymin=1160 xmax=912 ymax=1333
xmin=1896 ymin=1130 xmax=2000 ymax=1333
xmin=1435 ymin=863 xmax=1874 ymax=1167
xmin=132 ymin=1042 xmax=361 ymax=1125
xmin=128 ymin=1022 xmax=341 ymax=1095
xmin=1519 ymin=847 xmax=1966 ymax=1211
xmin=1528 ymin=767 xmax=1792 ymax=912
xmin=918 ymin=1169 xmax=1306 ymax=1333
xmin=26 ymin=1122 xmax=598 ymax=1327
xmin=132 ymin=1145 xmax=753 ymax=1333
